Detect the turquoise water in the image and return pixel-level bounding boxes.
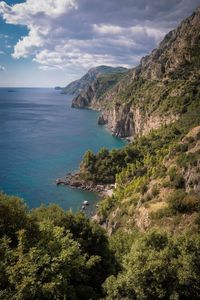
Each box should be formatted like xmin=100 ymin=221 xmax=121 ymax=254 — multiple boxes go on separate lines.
xmin=0 ymin=88 xmax=125 ymax=213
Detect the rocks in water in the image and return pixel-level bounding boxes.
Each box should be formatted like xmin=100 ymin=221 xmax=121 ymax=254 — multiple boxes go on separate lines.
xmin=56 ymin=179 xmax=65 ymax=185
xmin=55 ymin=173 xmax=114 ymax=197
xmin=98 ymin=115 xmax=107 ymax=125
xmin=83 ymin=200 xmax=89 ymax=205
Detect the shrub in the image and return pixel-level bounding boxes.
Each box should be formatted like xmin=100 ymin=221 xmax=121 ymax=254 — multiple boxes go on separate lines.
xmin=168 ymin=190 xmax=200 ymax=214
xmin=168 ymin=167 xmax=177 ymax=181
xmin=177 ymin=152 xmax=199 ymax=168
xmin=150 ymin=207 xmax=172 ymax=219
xmin=103 ymin=231 xmax=200 ymax=300
xmin=168 ymin=167 xmax=185 ymax=188
xmin=174 ymin=143 xmax=188 ymax=153
xmin=173 ymin=174 xmax=185 ymax=188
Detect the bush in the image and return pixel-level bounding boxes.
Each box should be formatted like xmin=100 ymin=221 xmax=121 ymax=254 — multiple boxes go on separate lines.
xmin=168 ymin=190 xmax=200 ymax=214
xmin=174 ymin=143 xmax=188 ymax=153
xmin=168 ymin=167 xmax=185 ymax=188
xmin=177 ymin=152 xmax=199 ymax=168
xmin=103 ymin=230 xmax=200 ymax=300
xmin=173 ymin=174 xmax=185 ymax=188
xmin=168 ymin=167 xmax=177 ymax=181
xmin=139 ymin=182 xmax=148 ymax=194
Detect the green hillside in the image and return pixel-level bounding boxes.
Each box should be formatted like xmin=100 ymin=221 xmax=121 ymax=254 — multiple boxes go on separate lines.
xmin=1 ymin=6 xmax=200 ymax=300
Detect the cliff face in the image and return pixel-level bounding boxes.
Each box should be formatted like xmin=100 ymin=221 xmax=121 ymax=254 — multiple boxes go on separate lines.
xmin=61 ymin=65 xmax=127 ymax=97
xmin=134 ymin=7 xmax=200 ymax=81
xmin=69 ymin=7 xmax=200 ymax=139
xmin=70 ymin=66 xmax=128 ymax=108
xmin=101 ymin=105 xmax=179 ymax=138
xmin=98 ymin=7 xmax=200 ymax=139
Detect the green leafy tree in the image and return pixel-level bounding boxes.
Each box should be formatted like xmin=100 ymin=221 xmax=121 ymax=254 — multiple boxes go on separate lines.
xmin=103 ymin=231 xmax=200 ymax=300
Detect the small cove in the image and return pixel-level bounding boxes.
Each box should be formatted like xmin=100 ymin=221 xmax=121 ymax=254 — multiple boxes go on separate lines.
xmin=0 ymin=88 xmax=126 ymax=214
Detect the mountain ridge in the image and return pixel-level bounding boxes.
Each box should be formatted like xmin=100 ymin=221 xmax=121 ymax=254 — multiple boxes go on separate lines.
xmin=61 ymin=65 xmax=128 ymax=97
xmin=65 ymin=6 xmax=200 ymax=237
xmin=68 ymin=6 xmax=200 ymax=140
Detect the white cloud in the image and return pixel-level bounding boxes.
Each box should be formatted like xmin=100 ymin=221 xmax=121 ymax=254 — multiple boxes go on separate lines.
xmin=0 ymin=65 xmax=5 ymax=71
xmin=94 ymin=24 xmax=166 ymax=44
xmin=13 ymin=26 xmax=44 ymax=58
xmin=0 ymin=50 xmax=5 ymax=54
xmin=0 ymin=0 xmax=78 ymax=59
xmin=0 ymin=0 xmax=77 ymax=24
xmin=34 ymin=47 xmax=130 ymax=70
xmin=0 ymin=0 xmax=197 ymax=74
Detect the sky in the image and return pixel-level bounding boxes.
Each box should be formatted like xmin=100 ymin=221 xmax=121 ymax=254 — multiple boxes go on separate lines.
xmin=0 ymin=0 xmax=199 ymax=87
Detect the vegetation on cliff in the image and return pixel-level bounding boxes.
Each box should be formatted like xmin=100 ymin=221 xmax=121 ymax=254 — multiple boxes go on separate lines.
xmin=68 ymin=7 xmax=200 ymax=139
xmin=1 ymin=7 xmax=200 ymax=300
xmin=61 ymin=65 xmax=128 ymax=101
xmin=0 ymin=193 xmax=115 ymax=300
xmin=1 ymin=192 xmax=200 ymax=299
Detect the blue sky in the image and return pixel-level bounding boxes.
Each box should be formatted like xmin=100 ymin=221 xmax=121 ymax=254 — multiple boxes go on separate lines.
xmin=0 ymin=0 xmax=199 ymax=87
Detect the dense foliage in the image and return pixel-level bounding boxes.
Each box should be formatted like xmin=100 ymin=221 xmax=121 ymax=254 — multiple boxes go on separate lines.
xmin=1 ymin=83 xmax=200 ymax=299
xmin=1 ymin=9 xmax=200 ymax=299
xmin=1 ymin=193 xmax=200 ymax=299
xmin=104 ymin=230 xmax=200 ymax=300
xmin=0 ymin=193 xmax=115 ymax=300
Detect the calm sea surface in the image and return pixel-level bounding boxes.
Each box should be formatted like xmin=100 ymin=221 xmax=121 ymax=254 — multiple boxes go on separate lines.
xmin=0 ymin=88 xmax=125 ymax=214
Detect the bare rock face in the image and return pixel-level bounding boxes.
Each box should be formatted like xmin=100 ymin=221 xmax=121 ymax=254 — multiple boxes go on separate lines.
xmin=98 ymin=115 xmax=107 ymax=125
xmin=71 ymin=80 xmax=99 ymax=108
xmin=134 ymin=7 xmax=200 ymax=80
xmin=100 ymin=105 xmax=179 ymax=139
xmin=70 ymin=66 xmax=128 ymax=108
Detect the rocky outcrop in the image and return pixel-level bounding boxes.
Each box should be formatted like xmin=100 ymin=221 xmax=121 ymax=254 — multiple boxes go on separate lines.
xmin=62 ymin=65 xmax=127 ymax=96
xmin=71 ymin=67 xmax=128 ymax=108
xmin=134 ymin=7 xmax=200 ymax=81
xmin=98 ymin=105 xmax=179 ymax=138
xmin=67 ymin=7 xmax=200 ymax=140
xmin=98 ymin=114 xmax=107 ymax=125
xmin=56 ymin=173 xmax=114 ymax=197
xmin=71 ymin=79 xmax=99 ymax=108
xmin=95 ymin=7 xmax=200 ymax=138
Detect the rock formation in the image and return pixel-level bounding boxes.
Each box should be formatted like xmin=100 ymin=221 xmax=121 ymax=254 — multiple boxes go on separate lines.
xmin=67 ymin=7 xmax=200 ymax=140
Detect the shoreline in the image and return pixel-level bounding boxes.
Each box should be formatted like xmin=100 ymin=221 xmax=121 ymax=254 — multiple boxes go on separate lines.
xmin=56 ymin=172 xmax=114 ymax=198
xmin=72 ymin=105 xmax=132 ymax=143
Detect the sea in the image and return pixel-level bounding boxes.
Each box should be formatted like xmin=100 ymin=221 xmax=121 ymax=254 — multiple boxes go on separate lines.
xmin=0 ymin=88 xmax=125 ymax=215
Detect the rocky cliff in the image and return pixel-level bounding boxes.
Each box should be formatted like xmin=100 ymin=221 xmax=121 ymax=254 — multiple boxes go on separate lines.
xmin=97 ymin=6 xmax=200 ymax=139
xmin=70 ymin=66 xmax=128 ymax=108
xmin=69 ymin=7 xmax=200 ymax=140
xmin=61 ymin=65 xmax=127 ymax=97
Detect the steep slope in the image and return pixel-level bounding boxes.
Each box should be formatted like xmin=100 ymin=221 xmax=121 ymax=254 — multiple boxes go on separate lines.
xmin=71 ymin=70 xmax=129 ymax=109
xmin=97 ymin=6 xmax=200 ymax=138
xmin=61 ymin=65 xmax=127 ymax=97
xmin=68 ymin=7 xmax=200 ymax=237
xmin=96 ymin=122 xmax=200 ymax=235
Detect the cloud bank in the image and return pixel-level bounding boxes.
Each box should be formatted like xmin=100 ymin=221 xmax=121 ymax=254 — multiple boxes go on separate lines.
xmin=0 ymin=65 xmax=5 ymax=71
xmin=0 ymin=0 xmax=199 ymax=72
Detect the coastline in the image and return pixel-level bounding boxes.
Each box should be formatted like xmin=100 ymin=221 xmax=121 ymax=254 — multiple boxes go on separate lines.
xmin=73 ymin=105 xmax=132 ymax=143
xmin=56 ymin=172 xmax=114 ymax=198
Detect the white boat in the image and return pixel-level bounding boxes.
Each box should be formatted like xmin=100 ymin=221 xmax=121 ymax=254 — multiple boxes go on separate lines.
xmin=83 ymin=200 xmax=89 ymax=205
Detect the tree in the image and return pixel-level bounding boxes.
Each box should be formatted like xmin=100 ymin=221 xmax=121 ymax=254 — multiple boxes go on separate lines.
xmin=0 ymin=192 xmax=38 ymax=246
xmin=103 ymin=230 xmax=200 ymax=300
